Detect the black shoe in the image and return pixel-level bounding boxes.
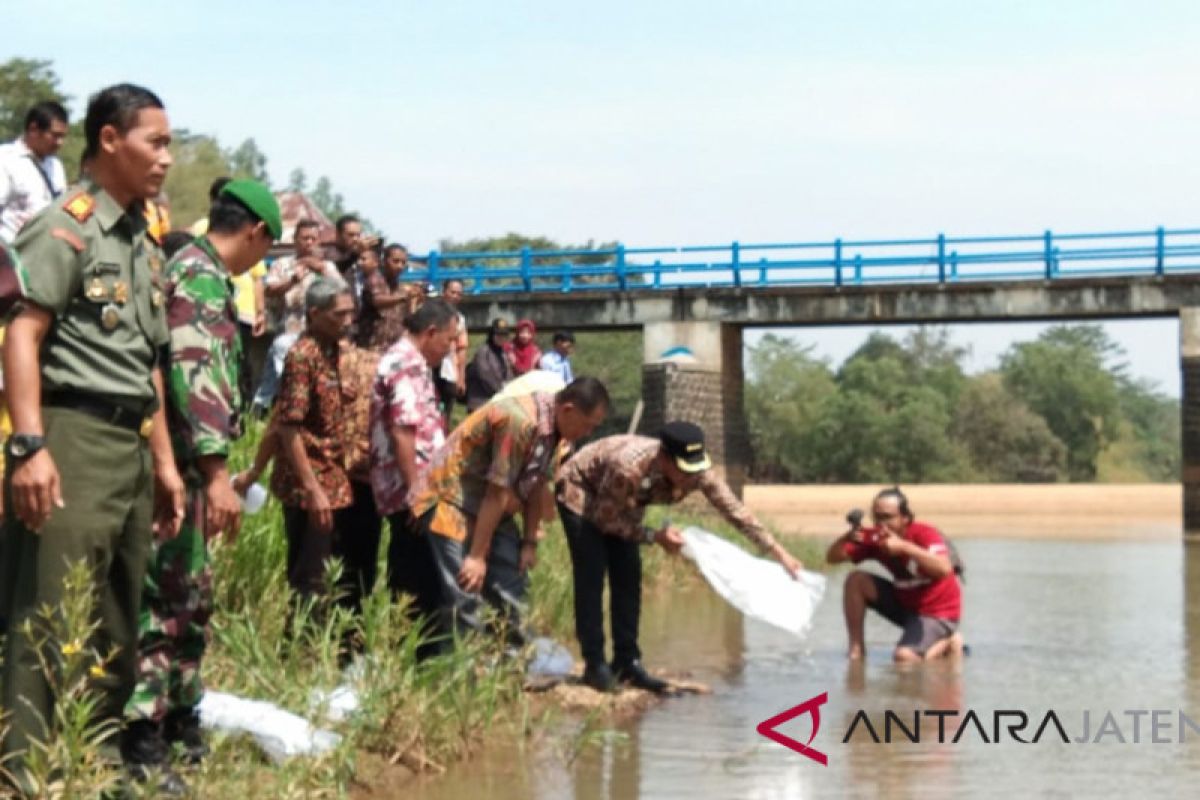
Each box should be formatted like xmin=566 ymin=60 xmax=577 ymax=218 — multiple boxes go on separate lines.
xmin=121 ymin=719 xmax=189 ymax=796
xmin=581 ymin=661 xmax=616 ymax=693
xmin=164 ymin=707 xmax=209 ymax=765
xmin=612 ymin=660 xmax=668 ymax=694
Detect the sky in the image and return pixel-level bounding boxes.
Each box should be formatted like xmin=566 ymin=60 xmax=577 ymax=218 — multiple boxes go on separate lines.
xmin=7 ymin=0 xmax=1196 ymax=394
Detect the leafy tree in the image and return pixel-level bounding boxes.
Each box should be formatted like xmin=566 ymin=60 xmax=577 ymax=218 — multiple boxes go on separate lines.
xmin=0 ymin=58 xmax=67 ymax=141
xmin=745 ymin=335 xmax=837 ymax=480
xmin=311 ymin=175 xmax=346 ymax=221
xmin=227 ymin=137 xmax=270 ymax=184
xmin=952 ymin=373 xmax=1067 ymax=481
xmin=1112 ymin=376 xmax=1180 ymax=481
xmin=162 ymin=129 xmax=232 ymax=229
xmin=1000 ymin=324 xmax=1123 ymax=480
xmin=439 ymin=233 xmax=623 ymax=290
xmin=286 ymin=167 xmax=308 ymax=193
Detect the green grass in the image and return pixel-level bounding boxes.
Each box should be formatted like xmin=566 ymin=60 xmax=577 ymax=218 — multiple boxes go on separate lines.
xmin=0 ymin=424 xmax=826 ymax=797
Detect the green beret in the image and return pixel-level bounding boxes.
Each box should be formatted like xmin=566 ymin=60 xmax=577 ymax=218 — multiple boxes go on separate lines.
xmin=221 ymin=179 xmax=282 ymax=240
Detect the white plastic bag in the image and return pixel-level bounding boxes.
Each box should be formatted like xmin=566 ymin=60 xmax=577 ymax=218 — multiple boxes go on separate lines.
xmin=681 ymin=526 xmax=825 ymax=638
xmin=198 ymin=690 xmax=342 ymax=764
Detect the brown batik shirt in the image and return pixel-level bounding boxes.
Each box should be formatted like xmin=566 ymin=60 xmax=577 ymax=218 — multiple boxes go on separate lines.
xmin=556 ymin=434 xmax=778 ymax=550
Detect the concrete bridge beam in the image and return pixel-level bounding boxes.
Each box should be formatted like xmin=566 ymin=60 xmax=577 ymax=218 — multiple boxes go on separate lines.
xmin=639 ymin=321 xmax=749 ymax=498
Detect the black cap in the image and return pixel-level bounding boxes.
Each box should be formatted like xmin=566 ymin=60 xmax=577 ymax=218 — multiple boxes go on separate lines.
xmin=659 ymin=421 xmax=712 ymax=474
xmin=553 ymin=330 xmax=576 ymax=344
xmin=490 ymin=318 xmax=512 ymax=336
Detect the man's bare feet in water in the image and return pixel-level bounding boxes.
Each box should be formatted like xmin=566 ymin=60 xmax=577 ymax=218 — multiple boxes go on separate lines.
xmin=848 ymin=643 xmax=865 ymax=660
xmin=923 ymin=632 xmax=965 ymax=660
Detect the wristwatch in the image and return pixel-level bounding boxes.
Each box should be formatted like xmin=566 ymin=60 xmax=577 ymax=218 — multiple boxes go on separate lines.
xmin=6 ymin=433 xmax=45 ymax=460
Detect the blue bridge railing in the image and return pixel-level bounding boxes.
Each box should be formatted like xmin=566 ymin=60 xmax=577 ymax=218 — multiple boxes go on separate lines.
xmin=402 ymin=227 xmax=1200 ymax=296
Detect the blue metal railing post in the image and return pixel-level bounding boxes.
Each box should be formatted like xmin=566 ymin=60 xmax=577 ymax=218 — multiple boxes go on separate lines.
xmin=853 ymin=254 xmax=863 ymax=285
xmin=1156 ymin=226 xmax=1165 ymax=276
xmin=520 ymin=247 xmax=532 ymax=292
xmin=834 ymin=239 xmax=843 ymax=287
xmin=758 ymin=257 xmax=768 ymax=287
xmin=616 ymin=244 xmax=627 ymax=291
xmin=731 ymin=241 xmax=741 ymax=288
xmin=950 ymin=250 xmax=959 ymax=280
xmin=428 ymin=250 xmax=440 ymax=291
xmin=1043 ymin=230 xmax=1054 ymax=278
xmin=653 ymin=259 xmax=662 ymax=289
xmin=937 ymin=233 xmax=946 ymax=283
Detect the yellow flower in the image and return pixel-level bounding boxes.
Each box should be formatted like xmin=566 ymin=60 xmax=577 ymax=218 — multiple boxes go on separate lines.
xmin=89 ymin=665 xmax=107 ymax=679
xmin=61 ymin=641 xmax=82 ymax=657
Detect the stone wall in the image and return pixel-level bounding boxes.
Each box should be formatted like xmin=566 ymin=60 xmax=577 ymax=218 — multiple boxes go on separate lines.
xmin=640 ymin=357 xmax=748 ymax=497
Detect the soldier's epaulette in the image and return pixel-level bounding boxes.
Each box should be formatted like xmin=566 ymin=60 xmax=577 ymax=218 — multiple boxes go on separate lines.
xmin=62 ymin=192 xmax=95 ymax=224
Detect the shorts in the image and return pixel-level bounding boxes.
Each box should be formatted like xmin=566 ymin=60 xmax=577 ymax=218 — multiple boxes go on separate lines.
xmin=866 ymin=574 xmax=957 ymax=656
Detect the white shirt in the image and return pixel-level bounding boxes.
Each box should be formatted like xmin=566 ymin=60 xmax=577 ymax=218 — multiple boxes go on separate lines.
xmin=440 ymin=311 xmax=467 ymax=382
xmin=0 ymin=137 xmax=66 ymax=243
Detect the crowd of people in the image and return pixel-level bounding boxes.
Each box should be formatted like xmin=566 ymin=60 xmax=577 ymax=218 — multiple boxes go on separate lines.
xmin=0 ymin=86 xmax=832 ymax=796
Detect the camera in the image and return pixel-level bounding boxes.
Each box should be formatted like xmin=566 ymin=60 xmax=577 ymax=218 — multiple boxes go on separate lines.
xmin=846 ymin=508 xmax=864 ymax=528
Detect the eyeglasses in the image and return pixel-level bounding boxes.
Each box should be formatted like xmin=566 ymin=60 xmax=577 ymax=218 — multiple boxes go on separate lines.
xmin=873 ymin=511 xmax=897 ymax=521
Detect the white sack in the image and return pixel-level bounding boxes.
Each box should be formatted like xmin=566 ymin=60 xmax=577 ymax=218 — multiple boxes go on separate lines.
xmin=681 ymin=526 xmax=825 ymax=638
xmin=198 ymin=690 xmax=342 ymax=764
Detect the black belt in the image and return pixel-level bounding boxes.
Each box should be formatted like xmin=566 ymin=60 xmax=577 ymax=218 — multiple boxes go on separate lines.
xmin=44 ymin=391 xmax=152 ymax=434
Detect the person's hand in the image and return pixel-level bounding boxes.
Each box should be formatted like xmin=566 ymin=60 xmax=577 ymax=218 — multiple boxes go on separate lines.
xmin=204 ymin=471 xmax=242 ymax=542
xmin=252 ymin=313 xmax=266 ymax=337
xmin=455 ymin=376 xmax=467 ymax=398
xmin=306 ymin=485 xmax=334 ymax=534
xmin=231 ymin=470 xmax=258 ymax=497
xmin=773 ymin=545 xmax=804 ymax=580
xmin=458 ymin=554 xmax=487 ymax=592
xmin=152 ymin=462 xmax=186 ymax=541
xmin=519 ymin=541 xmax=538 ymax=572
xmin=11 ymin=449 xmax=63 ymax=531
xmin=657 ymin=525 xmax=685 ymax=555
xmin=877 ymin=529 xmax=907 ymax=557
xmin=298 ymin=256 xmax=325 ymax=276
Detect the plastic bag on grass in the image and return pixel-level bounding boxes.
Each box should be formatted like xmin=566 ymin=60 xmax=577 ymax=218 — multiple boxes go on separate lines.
xmin=198 ymin=690 xmax=341 ymax=764
xmin=681 ymin=526 xmax=825 ymax=638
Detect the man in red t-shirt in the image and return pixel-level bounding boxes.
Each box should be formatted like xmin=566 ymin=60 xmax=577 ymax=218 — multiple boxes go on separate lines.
xmin=826 ymin=487 xmax=963 ymax=663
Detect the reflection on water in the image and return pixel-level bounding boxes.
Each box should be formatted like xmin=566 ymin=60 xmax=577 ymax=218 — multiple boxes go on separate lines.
xmin=411 ymin=533 xmax=1200 ymax=799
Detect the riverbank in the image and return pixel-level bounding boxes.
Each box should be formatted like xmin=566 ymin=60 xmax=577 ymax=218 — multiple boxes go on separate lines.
xmin=747 ymin=483 xmax=1181 ymax=540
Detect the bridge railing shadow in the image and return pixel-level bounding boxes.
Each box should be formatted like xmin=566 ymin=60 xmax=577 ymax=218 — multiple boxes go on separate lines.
xmin=402 ymin=227 xmax=1200 ymax=295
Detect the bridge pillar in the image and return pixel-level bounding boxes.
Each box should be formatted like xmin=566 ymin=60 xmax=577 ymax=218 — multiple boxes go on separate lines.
xmin=639 ymin=321 xmax=749 ymax=498
xmin=1183 ymin=309 xmax=1200 ymax=539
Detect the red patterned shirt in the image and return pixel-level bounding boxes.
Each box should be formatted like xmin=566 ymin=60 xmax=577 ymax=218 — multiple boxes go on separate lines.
xmin=409 ymin=392 xmax=561 ymax=542
xmin=369 ymin=335 xmax=445 ymax=516
xmin=556 ymin=434 xmax=778 ymax=550
xmin=270 ymin=334 xmax=353 ymax=509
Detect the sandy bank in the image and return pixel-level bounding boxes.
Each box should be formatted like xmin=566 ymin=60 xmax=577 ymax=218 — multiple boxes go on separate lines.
xmin=745 ymin=483 xmax=1181 ymax=540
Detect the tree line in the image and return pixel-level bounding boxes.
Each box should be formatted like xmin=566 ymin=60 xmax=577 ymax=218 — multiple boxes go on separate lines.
xmin=745 ymin=325 xmax=1180 ymax=484
xmin=0 ymin=58 xmax=366 ymax=231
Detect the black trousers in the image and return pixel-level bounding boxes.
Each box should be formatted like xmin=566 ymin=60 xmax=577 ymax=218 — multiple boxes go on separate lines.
xmin=283 ymin=480 xmax=382 ymax=613
xmin=415 ymin=506 xmax=529 ymax=648
xmin=386 ymin=509 xmax=441 ymax=619
xmin=558 ymin=504 xmax=642 ymax=667
xmin=435 ymin=375 xmax=457 ymax=424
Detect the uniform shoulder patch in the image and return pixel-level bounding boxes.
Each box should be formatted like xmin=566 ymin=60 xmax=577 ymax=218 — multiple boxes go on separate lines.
xmin=62 ymin=192 xmax=95 ymax=224
xmin=50 ymin=227 xmax=86 ymax=253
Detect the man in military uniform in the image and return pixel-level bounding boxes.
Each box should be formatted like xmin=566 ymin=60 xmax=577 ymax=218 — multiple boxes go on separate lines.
xmin=0 ymin=84 xmax=186 ymax=785
xmin=122 ymin=180 xmax=280 ymax=772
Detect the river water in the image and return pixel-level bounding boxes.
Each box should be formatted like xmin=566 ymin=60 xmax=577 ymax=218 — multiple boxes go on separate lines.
xmin=409 ymin=531 xmax=1200 ymax=799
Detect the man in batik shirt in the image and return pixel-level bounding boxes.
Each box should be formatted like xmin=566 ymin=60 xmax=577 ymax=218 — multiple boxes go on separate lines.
xmin=556 ymin=422 xmax=804 ymax=693
xmin=408 ymin=377 xmax=610 ymax=648
xmin=368 ymin=299 xmax=459 ymax=624
xmin=271 ymin=279 xmax=356 ymax=597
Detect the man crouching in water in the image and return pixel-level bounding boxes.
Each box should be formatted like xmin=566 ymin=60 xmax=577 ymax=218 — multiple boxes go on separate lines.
xmin=826 ymin=487 xmax=963 ymax=663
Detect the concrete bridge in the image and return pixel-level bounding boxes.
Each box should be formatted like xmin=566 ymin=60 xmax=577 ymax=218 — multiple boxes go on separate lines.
xmin=433 ymin=228 xmax=1200 ymax=536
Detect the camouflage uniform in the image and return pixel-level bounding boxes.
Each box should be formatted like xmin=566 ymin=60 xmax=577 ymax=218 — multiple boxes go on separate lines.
xmin=126 ymin=236 xmax=242 ymax=722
